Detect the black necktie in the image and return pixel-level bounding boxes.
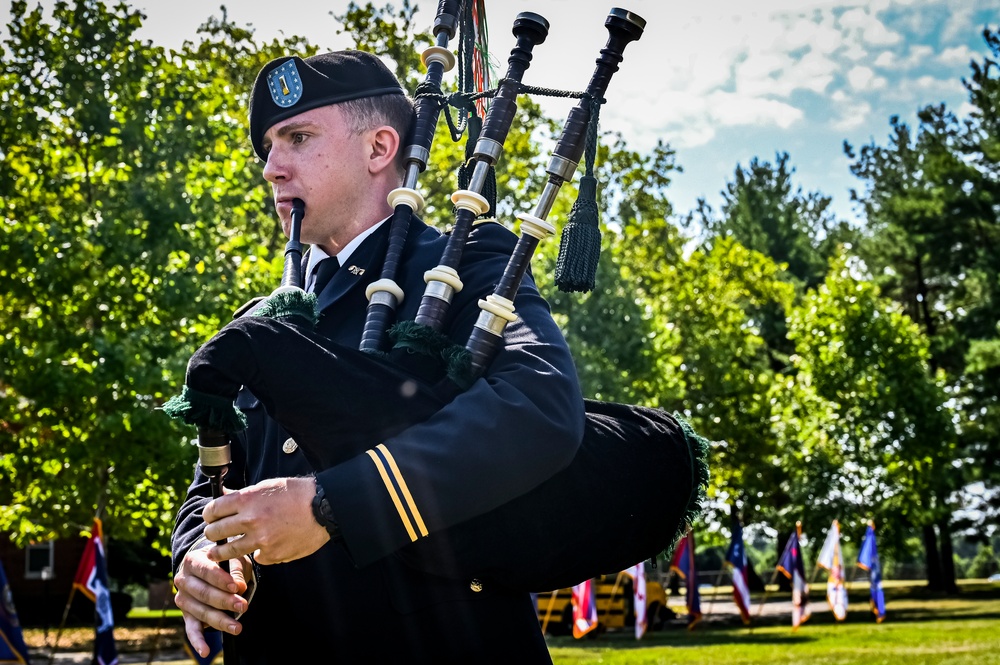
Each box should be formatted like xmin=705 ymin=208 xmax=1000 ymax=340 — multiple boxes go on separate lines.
xmin=310 ymin=257 xmax=340 ymax=294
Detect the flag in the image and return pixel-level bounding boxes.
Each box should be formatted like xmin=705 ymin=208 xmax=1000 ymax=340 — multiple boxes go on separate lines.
xmin=73 ymin=519 xmax=118 ymax=665
xmin=777 ymin=526 xmax=811 ymax=630
xmin=816 ymin=520 xmax=848 ymax=621
xmin=724 ymin=518 xmax=753 ymax=624
xmin=624 ymin=563 xmax=647 ymax=639
xmin=670 ymin=530 xmax=702 ymax=629
xmin=183 ymin=628 xmax=223 ymax=665
xmin=0 ymin=559 xmax=30 ymax=665
xmin=570 ymin=579 xmax=599 ymax=638
xmin=857 ymin=522 xmax=886 ymax=623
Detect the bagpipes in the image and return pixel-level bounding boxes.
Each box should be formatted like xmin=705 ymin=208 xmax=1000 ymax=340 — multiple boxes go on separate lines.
xmin=164 ymin=1 xmax=709 ymax=593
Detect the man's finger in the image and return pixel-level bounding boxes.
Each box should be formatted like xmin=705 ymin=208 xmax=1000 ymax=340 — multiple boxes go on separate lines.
xmin=183 ymin=614 xmax=210 ymax=658
xmin=202 ymin=492 xmax=240 ymax=524
xmin=229 ymin=558 xmax=249 ymax=594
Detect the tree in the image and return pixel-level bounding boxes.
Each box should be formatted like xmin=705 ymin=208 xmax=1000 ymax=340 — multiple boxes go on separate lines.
xmin=696 ymin=152 xmax=847 ymax=291
xmin=0 ymin=0 xmax=305 ymax=549
xmin=846 ymin=28 xmax=1000 ymax=590
xmin=778 ymin=252 xmax=955 ymax=560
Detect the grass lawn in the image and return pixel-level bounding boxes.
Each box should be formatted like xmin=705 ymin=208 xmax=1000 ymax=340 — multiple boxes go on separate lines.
xmin=547 ymin=582 xmax=1000 ymax=665
xmin=24 ymin=581 xmax=999 ymax=663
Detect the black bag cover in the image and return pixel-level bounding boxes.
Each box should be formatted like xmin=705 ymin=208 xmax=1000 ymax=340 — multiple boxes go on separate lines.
xmin=396 ymin=400 xmax=704 ymax=591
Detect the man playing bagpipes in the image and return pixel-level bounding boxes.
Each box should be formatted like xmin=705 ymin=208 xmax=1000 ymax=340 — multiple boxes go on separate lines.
xmin=171 ymin=44 xmax=584 ymax=665
xmin=169 ymin=6 xmax=708 ymax=664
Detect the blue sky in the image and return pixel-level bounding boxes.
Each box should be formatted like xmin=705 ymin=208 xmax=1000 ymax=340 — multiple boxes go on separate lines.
xmin=6 ymin=0 xmax=997 ymax=224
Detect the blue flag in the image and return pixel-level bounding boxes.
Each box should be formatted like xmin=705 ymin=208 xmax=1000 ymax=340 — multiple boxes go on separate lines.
xmin=857 ymin=522 xmax=886 ymax=623
xmin=0 ymin=559 xmax=31 ymax=664
xmin=184 ymin=628 xmax=223 ymax=665
xmin=777 ymin=528 xmax=811 ymax=629
xmin=670 ymin=531 xmax=702 ymax=629
xmin=725 ymin=518 xmax=752 ymax=624
xmin=73 ymin=519 xmax=118 ymax=665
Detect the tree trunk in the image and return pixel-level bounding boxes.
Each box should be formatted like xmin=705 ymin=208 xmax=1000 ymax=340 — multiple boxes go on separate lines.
xmin=938 ymin=517 xmax=959 ymax=594
xmin=923 ymin=523 xmax=944 ymax=591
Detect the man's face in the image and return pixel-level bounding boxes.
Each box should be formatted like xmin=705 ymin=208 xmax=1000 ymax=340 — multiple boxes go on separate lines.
xmin=261 ymin=104 xmax=369 ymax=248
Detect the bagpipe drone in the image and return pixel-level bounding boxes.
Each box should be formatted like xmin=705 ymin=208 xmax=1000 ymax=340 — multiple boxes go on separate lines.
xmin=164 ymin=0 xmax=709 ymax=593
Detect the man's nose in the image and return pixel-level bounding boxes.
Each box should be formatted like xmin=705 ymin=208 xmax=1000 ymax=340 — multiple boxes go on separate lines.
xmin=262 ymin=149 xmax=287 ymax=183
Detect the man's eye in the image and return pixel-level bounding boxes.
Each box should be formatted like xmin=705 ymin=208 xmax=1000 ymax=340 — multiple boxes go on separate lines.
xmin=292 ymin=133 xmax=306 ymax=144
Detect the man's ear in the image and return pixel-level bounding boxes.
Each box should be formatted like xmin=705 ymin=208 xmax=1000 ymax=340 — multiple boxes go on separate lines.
xmin=368 ymin=126 xmax=400 ymax=175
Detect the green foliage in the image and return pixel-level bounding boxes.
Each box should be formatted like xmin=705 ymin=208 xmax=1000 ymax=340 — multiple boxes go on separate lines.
xmin=696 ymin=152 xmax=847 ymax=290
xmin=780 ymin=252 xmax=954 ymax=553
xmin=0 ymin=0 xmax=305 ymax=549
xmin=846 ymin=28 xmax=1000 ymax=543
xmin=966 ymin=544 xmax=999 ymax=578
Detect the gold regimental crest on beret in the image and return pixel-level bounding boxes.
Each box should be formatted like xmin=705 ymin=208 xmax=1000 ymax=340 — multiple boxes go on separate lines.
xmin=267 ymin=60 xmax=303 ymax=108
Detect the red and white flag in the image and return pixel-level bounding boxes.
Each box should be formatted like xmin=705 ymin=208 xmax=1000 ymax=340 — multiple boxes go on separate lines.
xmin=624 ymin=563 xmax=648 ymax=639
xmin=817 ymin=520 xmax=848 ymax=621
xmin=571 ymin=579 xmax=598 ymax=638
xmin=725 ymin=518 xmax=753 ymax=624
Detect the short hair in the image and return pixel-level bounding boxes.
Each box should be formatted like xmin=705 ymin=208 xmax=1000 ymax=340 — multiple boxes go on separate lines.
xmin=339 ymin=93 xmax=414 ymax=138
xmin=339 ymin=93 xmax=415 ymax=173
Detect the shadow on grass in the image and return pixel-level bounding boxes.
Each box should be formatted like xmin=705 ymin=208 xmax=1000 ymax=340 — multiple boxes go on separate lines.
xmin=548 ymin=627 xmax=816 ymax=651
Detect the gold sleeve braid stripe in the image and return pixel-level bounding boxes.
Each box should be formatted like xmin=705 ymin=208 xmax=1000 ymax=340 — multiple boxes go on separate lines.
xmin=366 ymin=444 xmax=428 ymax=542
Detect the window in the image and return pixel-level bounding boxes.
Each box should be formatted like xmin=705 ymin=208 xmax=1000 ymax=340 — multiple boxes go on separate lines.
xmin=25 ymin=541 xmax=54 ymax=580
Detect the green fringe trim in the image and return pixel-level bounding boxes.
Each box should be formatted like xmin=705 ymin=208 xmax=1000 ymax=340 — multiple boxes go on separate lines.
xmin=255 ymin=290 xmax=320 ymax=327
xmin=441 ymin=343 xmax=474 ymax=389
xmin=161 ymin=385 xmax=247 ymax=433
xmin=389 ymin=321 xmax=474 ymax=388
xmin=660 ymin=412 xmax=711 ymax=561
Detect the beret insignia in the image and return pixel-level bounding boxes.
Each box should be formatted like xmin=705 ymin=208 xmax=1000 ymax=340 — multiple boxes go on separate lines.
xmin=267 ymin=60 xmax=303 ymax=108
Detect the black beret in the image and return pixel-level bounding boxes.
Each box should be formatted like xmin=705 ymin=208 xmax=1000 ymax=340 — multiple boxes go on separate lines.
xmin=248 ymin=50 xmax=405 ymax=160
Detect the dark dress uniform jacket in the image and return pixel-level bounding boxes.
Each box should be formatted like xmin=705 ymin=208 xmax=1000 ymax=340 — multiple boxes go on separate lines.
xmin=172 ymin=216 xmax=585 ymax=664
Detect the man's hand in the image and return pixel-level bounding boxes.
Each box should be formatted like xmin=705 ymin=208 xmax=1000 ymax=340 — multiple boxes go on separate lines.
xmin=203 ymin=476 xmax=330 ymax=565
xmin=174 ymin=544 xmax=249 ymax=657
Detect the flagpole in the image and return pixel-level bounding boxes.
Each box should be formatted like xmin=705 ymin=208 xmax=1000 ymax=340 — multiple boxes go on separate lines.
xmin=792 ymin=520 xmax=809 ymax=631
xmin=47 ymin=586 xmax=76 ymax=665
xmin=751 ymin=563 xmax=781 ymax=629
xmin=704 ymin=566 xmax=726 ymax=618
xmin=661 ymin=568 xmax=679 ymax=618
xmin=145 ymin=587 xmax=172 ymax=665
xmin=753 ymin=524 xmax=791 ymax=626
xmin=607 ymin=571 xmax=625 ymax=607
xmin=539 ymin=589 xmax=560 ymax=636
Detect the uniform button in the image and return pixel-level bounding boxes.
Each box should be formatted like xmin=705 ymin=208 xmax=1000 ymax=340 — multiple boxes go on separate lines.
xmin=470 ymin=579 xmax=483 ymax=593
xmin=282 ymin=438 xmax=298 ymax=454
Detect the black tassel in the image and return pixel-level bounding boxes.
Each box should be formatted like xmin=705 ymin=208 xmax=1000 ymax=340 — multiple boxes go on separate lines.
xmin=555 ymin=96 xmax=603 ymax=293
xmin=555 ymin=174 xmax=601 ymax=292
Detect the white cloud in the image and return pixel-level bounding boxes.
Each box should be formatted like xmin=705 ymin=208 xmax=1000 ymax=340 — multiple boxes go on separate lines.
xmin=833 ymin=99 xmax=872 ymax=131
xmin=902 ymin=44 xmax=935 ymax=68
xmin=838 ymin=7 xmax=901 ymax=45
xmin=873 ymin=51 xmax=896 ymax=68
xmin=846 ymin=65 xmax=887 ymax=91
xmin=939 ymin=45 xmax=974 ymax=66
xmin=707 ymin=91 xmax=804 ymax=129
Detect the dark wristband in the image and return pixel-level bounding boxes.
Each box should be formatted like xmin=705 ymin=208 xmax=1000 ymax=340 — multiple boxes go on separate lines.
xmin=311 ymin=478 xmax=342 ymax=542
